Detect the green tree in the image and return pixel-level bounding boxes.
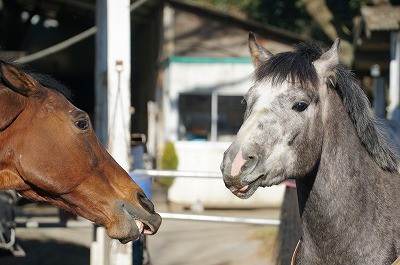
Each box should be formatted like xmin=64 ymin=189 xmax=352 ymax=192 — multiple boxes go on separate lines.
xmin=159 ymin=141 xmax=178 ymax=187
xmin=195 ymin=0 xmax=367 ymax=43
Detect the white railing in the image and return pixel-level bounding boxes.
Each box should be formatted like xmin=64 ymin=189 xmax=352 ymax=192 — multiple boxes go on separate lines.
xmin=16 ymin=170 xmax=280 ymax=227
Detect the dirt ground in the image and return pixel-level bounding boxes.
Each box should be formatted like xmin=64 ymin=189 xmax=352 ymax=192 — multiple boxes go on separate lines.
xmin=0 ymin=187 xmax=280 ymax=265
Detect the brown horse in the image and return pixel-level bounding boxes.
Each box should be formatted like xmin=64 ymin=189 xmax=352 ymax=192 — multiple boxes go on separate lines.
xmin=0 ymin=60 xmax=161 ymax=243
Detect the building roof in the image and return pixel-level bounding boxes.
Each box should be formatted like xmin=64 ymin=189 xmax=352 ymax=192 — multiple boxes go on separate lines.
xmin=361 ymin=5 xmax=400 ymax=34
xmin=166 ymin=0 xmax=306 ymax=44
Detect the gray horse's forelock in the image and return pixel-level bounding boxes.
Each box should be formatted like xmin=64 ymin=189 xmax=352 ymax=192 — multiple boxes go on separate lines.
xmin=336 ymin=67 xmax=399 ymax=172
xmin=254 ymin=42 xmax=322 ymax=89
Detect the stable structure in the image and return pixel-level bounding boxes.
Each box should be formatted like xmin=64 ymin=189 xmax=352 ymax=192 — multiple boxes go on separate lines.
xmin=154 ymin=1 xmax=306 ymax=208
xmin=352 ymin=3 xmax=400 ymax=121
xmin=1 ymin=1 xmax=160 ymax=265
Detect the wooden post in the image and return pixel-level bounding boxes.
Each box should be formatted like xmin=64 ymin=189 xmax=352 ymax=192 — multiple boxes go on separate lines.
xmin=94 ymin=0 xmax=132 ymax=265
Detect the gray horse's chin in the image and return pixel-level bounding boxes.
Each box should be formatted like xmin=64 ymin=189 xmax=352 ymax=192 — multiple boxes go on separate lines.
xmin=260 ymin=175 xmax=286 ymax=187
xmin=233 ymin=172 xmax=288 ymax=199
xmin=232 ymin=174 xmax=265 ymax=199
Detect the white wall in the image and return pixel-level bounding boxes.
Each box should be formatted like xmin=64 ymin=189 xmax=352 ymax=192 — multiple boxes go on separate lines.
xmin=161 ymin=59 xmax=285 ymax=208
xmin=163 ymin=59 xmax=254 ymax=142
xmin=167 ymin=141 xmax=285 ymax=208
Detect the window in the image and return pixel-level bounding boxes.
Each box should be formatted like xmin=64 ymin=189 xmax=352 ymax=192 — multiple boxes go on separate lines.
xmin=178 ymin=93 xmax=245 ymax=141
xmin=217 ymin=95 xmax=245 ymax=141
xmin=179 ymin=94 xmax=211 ymax=141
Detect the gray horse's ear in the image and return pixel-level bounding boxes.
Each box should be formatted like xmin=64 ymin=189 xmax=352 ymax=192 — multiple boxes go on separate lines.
xmin=313 ymin=39 xmax=340 ymax=78
xmin=248 ymin=32 xmax=272 ymax=68
xmin=0 ymin=61 xmax=43 ymax=98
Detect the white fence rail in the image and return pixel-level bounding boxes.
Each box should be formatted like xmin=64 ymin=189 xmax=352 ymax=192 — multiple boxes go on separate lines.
xmin=16 ymin=170 xmax=281 ymax=227
xmin=132 ymin=169 xmax=222 ymax=178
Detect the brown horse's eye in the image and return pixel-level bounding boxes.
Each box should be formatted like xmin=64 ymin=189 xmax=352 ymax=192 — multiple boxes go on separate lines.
xmin=76 ymin=119 xmax=89 ymax=130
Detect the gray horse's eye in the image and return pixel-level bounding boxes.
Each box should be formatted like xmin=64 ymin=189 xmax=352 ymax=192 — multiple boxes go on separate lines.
xmin=292 ymin=101 xmax=309 ymax=112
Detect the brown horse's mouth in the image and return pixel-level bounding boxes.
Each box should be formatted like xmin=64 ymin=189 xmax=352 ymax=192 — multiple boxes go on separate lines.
xmin=117 ymin=203 xmax=161 ymax=244
xmin=123 ymin=208 xmax=158 ymax=235
xmin=134 ymin=220 xmax=154 ymax=235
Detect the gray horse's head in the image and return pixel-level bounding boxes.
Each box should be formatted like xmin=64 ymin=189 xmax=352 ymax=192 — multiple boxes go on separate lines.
xmin=221 ymin=33 xmax=341 ymax=199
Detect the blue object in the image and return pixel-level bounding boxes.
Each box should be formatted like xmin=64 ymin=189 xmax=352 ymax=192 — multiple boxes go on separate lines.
xmin=129 ymin=173 xmax=152 ymax=199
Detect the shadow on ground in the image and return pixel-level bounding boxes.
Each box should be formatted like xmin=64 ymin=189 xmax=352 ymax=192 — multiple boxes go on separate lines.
xmin=0 ymin=238 xmax=89 ymax=265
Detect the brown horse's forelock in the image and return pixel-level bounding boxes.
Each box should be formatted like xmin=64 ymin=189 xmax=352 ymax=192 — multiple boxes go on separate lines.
xmin=253 ymin=42 xmax=399 ymax=172
xmin=0 ymin=59 xmax=73 ymax=101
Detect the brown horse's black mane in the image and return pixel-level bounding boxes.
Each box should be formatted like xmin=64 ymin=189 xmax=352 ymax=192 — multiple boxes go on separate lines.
xmin=0 ymin=59 xmax=73 ymax=101
xmin=254 ymin=42 xmax=399 ymax=172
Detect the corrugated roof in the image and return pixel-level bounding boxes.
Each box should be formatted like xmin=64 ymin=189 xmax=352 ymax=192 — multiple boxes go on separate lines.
xmin=361 ymin=5 xmax=400 ymax=32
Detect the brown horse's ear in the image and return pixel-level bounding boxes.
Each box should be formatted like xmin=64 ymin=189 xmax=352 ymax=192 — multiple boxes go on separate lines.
xmin=313 ymin=39 xmax=340 ymax=83
xmin=0 ymin=88 xmax=25 ymax=131
xmin=248 ymin=32 xmax=272 ymax=69
xmin=0 ymin=61 xmax=43 ymax=98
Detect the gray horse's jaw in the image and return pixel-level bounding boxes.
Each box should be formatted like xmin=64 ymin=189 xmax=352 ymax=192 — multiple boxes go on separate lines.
xmin=230 ymin=174 xmax=265 ymax=199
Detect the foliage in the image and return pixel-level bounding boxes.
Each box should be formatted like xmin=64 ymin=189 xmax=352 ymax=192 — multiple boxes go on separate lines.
xmin=161 ymin=141 xmax=179 ymax=169
xmin=195 ymin=0 xmax=367 ymax=42
xmin=159 ymin=141 xmax=179 ymax=187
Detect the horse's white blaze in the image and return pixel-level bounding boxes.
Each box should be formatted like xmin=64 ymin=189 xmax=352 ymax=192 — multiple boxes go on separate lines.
xmin=228 ymin=81 xmax=298 ymax=186
xmin=254 ymin=81 xmax=290 ymax=107
xmin=230 ymin=150 xmax=247 ymax=177
xmin=236 ymin=81 xmax=289 ymax=138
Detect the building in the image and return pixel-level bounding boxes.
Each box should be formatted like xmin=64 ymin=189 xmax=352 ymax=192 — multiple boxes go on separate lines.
xmin=155 ymin=1 xmax=306 ymax=208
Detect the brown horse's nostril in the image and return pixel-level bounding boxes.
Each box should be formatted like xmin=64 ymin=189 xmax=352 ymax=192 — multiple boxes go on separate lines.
xmin=137 ymin=192 xmax=155 ymax=213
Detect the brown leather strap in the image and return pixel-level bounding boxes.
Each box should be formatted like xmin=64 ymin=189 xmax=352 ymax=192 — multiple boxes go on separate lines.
xmin=291 ymin=239 xmax=302 ymax=265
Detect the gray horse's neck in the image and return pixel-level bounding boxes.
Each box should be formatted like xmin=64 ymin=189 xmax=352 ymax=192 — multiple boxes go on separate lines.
xmin=295 ymin=96 xmax=400 ymax=264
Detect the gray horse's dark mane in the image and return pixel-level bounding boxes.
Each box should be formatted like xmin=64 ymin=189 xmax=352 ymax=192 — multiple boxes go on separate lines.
xmin=255 ymin=42 xmax=323 ymax=88
xmin=0 ymin=59 xmax=73 ymax=101
xmin=255 ymin=42 xmax=398 ymax=172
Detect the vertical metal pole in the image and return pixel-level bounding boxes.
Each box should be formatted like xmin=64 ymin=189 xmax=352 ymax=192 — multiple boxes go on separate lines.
xmin=95 ymin=0 xmax=108 ymax=145
xmin=94 ymin=0 xmax=132 ymax=265
xmin=163 ymin=4 xmax=175 ymax=59
xmin=211 ymin=92 xmax=218 ymax=141
xmin=371 ymin=64 xmax=386 ymax=119
xmin=389 ymin=31 xmax=400 ymax=122
xmin=93 ymin=1 xmax=111 ymax=264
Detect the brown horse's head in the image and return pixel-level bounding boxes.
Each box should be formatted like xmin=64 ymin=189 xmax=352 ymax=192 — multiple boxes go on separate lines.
xmin=0 ymin=61 xmax=161 ymax=243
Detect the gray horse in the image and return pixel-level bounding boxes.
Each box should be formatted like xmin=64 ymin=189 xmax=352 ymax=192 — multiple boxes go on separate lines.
xmin=221 ymin=33 xmax=400 ymax=264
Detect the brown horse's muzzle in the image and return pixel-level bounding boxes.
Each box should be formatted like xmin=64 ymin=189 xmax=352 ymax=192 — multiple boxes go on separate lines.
xmin=109 ymin=194 xmax=162 ymax=243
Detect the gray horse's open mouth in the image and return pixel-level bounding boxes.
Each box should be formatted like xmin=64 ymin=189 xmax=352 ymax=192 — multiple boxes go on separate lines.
xmin=233 ymin=174 xmax=265 ymax=199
